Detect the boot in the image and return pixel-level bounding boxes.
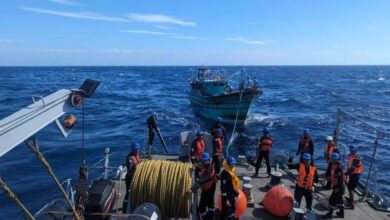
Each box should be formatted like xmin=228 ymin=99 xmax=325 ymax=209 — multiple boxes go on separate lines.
xmin=208 ymin=209 xmax=215 ymax=220
xmin=336 ymin=206 xmax=344 ymax=218
xmin=323 ymin=209 xmax=333 ymax=219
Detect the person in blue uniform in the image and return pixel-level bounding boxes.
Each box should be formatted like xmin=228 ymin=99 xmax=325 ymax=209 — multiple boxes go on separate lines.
xmin=296 ymin=129 xmax=314 ymax=162
xmin=254 ymin=127 xmax=273 ymax=177
xmin=123 ymin=143 xmax=142 ymax=213
xmin=220 ymin=156 xmax=240 ymax=220
xmin=324 ymin=153 xmax=345 ymax=219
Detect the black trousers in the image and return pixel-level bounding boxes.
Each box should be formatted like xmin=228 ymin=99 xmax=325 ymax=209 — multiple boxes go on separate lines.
xmin=329 ymin=188 xmax=344 ymax=207
xmin=123 ymin=179 xmax=131 ymax=213
xmin=199 ymin=184 xmax=216 ymax=217
xmin=212 ymin=155 xmax=222 ymax=175
xmin=255 ymin=150 xmax=271 ymax=175
xmin=294 ymin=186 xmax=313 ymax=211
xmin=221 ymin=194 xmax=236 ymax=219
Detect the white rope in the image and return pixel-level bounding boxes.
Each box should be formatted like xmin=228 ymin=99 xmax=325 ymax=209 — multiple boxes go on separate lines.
xmin=226 ymin=89 xmax=244 ymax=157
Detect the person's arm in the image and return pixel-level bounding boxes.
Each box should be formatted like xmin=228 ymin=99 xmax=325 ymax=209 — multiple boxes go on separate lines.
xmin=296 ymin=142 xmax=301 ymax=155
xmin=287 ymin=163 xmax=300 ymax=170
xmin=198 ymin=166 xmax=213 ymax=184
xmin=314 ymin=169 xmax=319 ymax=183
xmin=325 ymin=163 xmax=331 ymax=177
xmin=309 ymin=140 xmax=314 ymax=155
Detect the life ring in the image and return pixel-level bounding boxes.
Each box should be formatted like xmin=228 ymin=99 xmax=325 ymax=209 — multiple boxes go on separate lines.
xmin=70 ymin=92 xmax=84 ymax=107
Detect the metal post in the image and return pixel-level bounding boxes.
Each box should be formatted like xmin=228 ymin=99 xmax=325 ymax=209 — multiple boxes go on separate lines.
xmin=364 ymin=139 xmax=378 ymax=198
xmin=104 ymin=147 xmax=110 ymax=179
xmin=0 ymin=177 xmax=35 ymax=220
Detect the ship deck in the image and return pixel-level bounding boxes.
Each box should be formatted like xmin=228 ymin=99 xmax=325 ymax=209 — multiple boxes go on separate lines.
xmin=113 ymin=154 xmax=390 ymax=220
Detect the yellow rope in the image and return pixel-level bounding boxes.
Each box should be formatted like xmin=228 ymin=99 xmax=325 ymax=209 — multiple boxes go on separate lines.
xmin=130 ymin=160 xmax=192 ymax=218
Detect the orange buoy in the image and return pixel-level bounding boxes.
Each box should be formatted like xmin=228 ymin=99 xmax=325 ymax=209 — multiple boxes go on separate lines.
xmin=262 ymin=185 xmax=293 ymax=217
xmin=218 ymin=188 xmax=247 ymax=217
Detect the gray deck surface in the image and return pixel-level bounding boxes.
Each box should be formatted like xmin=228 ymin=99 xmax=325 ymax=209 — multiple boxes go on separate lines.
xmin=112 ymin=154 xmax=390 ymax=220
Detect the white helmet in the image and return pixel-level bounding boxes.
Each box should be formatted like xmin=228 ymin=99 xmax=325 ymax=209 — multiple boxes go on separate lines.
xmin=326 ymin=136 xmax=333 ymax=141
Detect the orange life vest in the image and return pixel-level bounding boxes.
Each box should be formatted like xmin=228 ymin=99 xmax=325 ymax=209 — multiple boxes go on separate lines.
xmin=130 ymin=155 xmax=141 ymax=165
xmin=192 ymin=139 xmax=205 ymax=160
xmin=325 ymin=144 xmax=336 ymax=162
xmin=199 ymin=166 xmax=217 ymax=190
xmin=330 ymin=163 xmax=346 ymax=186
xmin=213 ymin=138 xmax=223 ymax=156
xmin=300 ymin=136 xmax=312 ymax=152
xmin=348 ymin=154 xmax=363 ymax=174
xmin=296 ymin=163 xmax=316 ymax=190
xmin=259 ymin=136 xmax=273 ymax=151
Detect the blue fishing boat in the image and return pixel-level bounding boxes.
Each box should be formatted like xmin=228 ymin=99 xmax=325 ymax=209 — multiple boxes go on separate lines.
xmin=189 ymin=67 xmax=262 ymax=122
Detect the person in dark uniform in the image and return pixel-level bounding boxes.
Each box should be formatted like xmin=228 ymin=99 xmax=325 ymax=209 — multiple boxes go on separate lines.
xmin=211 ymin=117 xmax=226 ymax=140
xmin=288 ymin=153 xmax=318 ymax=211
xmin=191 ymin=131 xmax=205 ymax=166
xmin=123 ymin=142 xmax=142 ymax=213
xmin=192 ymin=152 xmax=217 ymax=220
xmin=212 ymin=128 xmax=224 ymax=175
xmin=220 ymin=156 xmax=240 ymax=220
xmin=296 ymin=129 xmax=314 ymax=162
xmin=254 ymin=127 xmax=273 ymax=177
xmin=345 ymin=145 xmax=363 ymax=209
xmin=324 ymin=153 xmax=345 ymax=219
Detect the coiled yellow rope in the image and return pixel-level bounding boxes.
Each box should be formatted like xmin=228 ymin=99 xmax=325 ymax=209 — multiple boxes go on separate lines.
xmin=130 ymin=160 xmax=192 ymax=218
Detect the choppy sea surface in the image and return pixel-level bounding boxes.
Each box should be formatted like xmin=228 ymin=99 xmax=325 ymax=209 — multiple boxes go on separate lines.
xmin=0 ymin=66 xmax=389 ymax=218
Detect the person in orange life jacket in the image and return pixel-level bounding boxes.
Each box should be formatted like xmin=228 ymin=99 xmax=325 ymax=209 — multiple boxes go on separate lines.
xmin=345 ymin=145 xmax=363 ymax=209
xmin=123 ymin=142 xmax=142 ymax=213
xmin=324 ymin=153 xmax=346 ymax=219
xmin=254 ymin=127 xmax=273 ymax=177
xmin=220 ymin=156 xmax=240 ymax=220
xmin=211 ymin=117 xmax=226 ymax=140
xmin=287 ymin=153 xmax=318 ymax=211
xmin=191 ymin=152 xmax=217 ymax=220
xmin=191 ymin=131 xmax=205 ymax=165
xmin=212 ymin=128 xmax=224 ymax=175
xmin=324 ymin=136 xmax=340 ymax=190
xmin=296 ymin=129 xmax=314 ymax=162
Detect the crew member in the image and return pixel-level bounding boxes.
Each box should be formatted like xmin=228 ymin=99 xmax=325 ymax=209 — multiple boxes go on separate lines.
xmin=345 ymin=145 xmax=363 ymax=209
xmin=323 ymin=136 xmax=339 ymax=189
xmin=123 ymin=142 xmax=142 ymax=213
xmin=296 ymin=129 xmax=314 ymax=162
xmin=288 ymin=153 xmax=318 ymax=211
xmin=192 ymin=152 xmax=217 ymax=220
xmin=324 ymin=153 xmax=345 ymax=219
xmin=191 ymin=131 xmax=205 ymax=165
xmin=211 ymin=117 xmax=226 ymax=140
xmin=212 ymin=128 xmax=224 ymax=174
xmin=220 ymin=156 xmax=240 ymax=220
xmin=254 ymin=127 xmax=273 ymax=177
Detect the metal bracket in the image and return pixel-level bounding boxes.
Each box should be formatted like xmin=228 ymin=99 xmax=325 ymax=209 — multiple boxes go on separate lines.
xmin=54 ymin=119 xmax=72 ymax=138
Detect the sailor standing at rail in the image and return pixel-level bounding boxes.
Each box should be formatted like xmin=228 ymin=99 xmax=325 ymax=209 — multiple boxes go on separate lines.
xmin=212 ymin=128 xmax=224 ymax=175
xmin=211 ymin=117 xmax=226 ymax=140
xmin=324 ymin=153 xmax=346 ymax=219
xmin=220 ymin=156 xmax=240 ymax=220
xmin=192 ymin=152 xmax=217 ymax=220
xmin=323 ymin=136 xmax=339 ymax=189
xmin=345 ymin=145 xmax=363 ymax=209
xmin=254 ymin=127 xmax=272 ymax=177
xmin=123 ymin=142 xmax=142 ymax=213
xmin=288 ymin=153 xmax=318 ymax=212
xmin=296 ymin=129 xmax=314 ymax=162
xmin=191 ymin=131 xmax=205 ymax=178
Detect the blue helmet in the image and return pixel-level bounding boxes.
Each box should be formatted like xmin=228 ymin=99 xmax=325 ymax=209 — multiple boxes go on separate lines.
xmin=302 ymin=153 xmax=311 ymax=161
xmin=131 ymin=142 xmax=141 ymax=150
xmin=349 ymin=145 xmax=358 ymax=153
xmin=331 ymin=152 xmax=340 ymax=161
xmin=263 ymin=127 xmax=270 ymax=135
xmin=303 ymin=129 xmax=309 ymax=135
xmin=217 ymin=117 xmax=223 ymax=123
xmin=201 ymin=152 xmax=210 ymax=161
xmin=215 ymin=128 xmax=223 ymax=134
xmin=227 ymin=156 xmax=237 ymax=165
xmin=196 ymin=131 xmax=203 ymax=137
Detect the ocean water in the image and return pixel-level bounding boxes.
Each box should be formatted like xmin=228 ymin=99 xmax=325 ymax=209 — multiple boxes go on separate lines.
xmin=0 ymin=66 xmax=389 ymax=218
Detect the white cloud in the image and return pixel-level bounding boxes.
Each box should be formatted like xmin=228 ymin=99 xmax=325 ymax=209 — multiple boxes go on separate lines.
xmin=120 ymin=29 xmax=174 ymax=35
xmin=154 ymin=25 xmax=173 ymax=30
xmin=174 ymin=35 xmax=207 ymax=40
xmin=48 ymin=0 xmax=79 ymax=6
xmin=20 ymin=7 xmax=129 ymax=22
xmin=225 ymin=37 xmax=273 ymax=45
xmin=0 ymin=39 xmax=15 ymax=43
xmin=127 ymin=13 xmax=195 ymax=27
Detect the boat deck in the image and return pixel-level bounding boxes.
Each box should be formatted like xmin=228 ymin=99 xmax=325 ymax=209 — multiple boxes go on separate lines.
xmin=113 ymin=154 xmax=389 ymax=220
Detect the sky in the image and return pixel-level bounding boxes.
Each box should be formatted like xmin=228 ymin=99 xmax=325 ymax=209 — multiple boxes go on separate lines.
xmin=0 ymin=0 xmax=390 ymax=66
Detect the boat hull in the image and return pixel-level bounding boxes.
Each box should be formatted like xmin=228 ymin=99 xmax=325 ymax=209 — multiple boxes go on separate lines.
xmin=189 ymin=89 xmax=261 ymax=122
